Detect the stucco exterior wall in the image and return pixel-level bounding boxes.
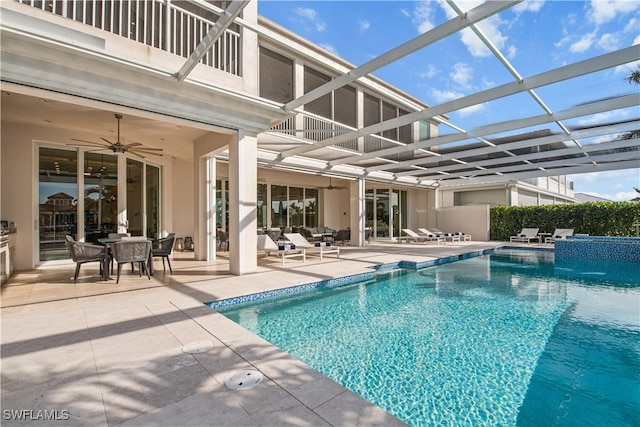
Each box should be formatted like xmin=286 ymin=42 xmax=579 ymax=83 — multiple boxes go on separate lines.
xmin=436 ymin=205 xmax=490 ymax=241
xmin=1 ymin=123 xmax=35 ymax=270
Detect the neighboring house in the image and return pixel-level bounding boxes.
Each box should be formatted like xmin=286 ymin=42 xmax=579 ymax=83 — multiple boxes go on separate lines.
xmin=574 ymin=193 xmax=613 ymax=203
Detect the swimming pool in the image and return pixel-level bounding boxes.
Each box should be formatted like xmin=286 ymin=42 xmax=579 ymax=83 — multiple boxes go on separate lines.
xmin=210 ymin=249 xmax=640 ymax=426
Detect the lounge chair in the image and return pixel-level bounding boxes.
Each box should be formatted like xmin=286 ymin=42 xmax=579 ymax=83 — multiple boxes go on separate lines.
xmin=398 ymin=229 xmax=443 ymax=244
xmin=419 ymin=228 xmax=462 ymax=243
xmin=284 ymin=233 xmax=340 ymax=260
xmin=510 ymin=228 xmax=540 ymax=244
xmin=429 ymin=227 xmax=471 ymax=242
xmin=545 ymin=228 xmax=574 ymax=244
xmin=413 ymin=228 xmax=446 ymax=244
xmin=257 ymin=234 xmax=305 ymax=266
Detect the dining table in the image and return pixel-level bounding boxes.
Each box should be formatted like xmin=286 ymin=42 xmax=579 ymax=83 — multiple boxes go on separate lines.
xmin=98 ymin=237 xmax=154 ymax=280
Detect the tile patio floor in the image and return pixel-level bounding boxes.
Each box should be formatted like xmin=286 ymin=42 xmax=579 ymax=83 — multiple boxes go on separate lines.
xmin=1 ymin=240 xmax=519 ymax=426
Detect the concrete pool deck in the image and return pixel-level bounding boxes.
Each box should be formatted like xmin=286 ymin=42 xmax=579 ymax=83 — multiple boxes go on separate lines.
xmin=2 ymin=240 xmax=517 ymax=426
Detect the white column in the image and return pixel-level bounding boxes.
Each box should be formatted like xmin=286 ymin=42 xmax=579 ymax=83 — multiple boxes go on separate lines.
xmin=229 ymin=130 xmax=257 ymax=275
xmin=205 ymin=157 xmax=216 ymax=260
xmin=349 ymin=178 xmax=365 ymax=246
xmin=194 ymin=156 xmax=209 ymax=260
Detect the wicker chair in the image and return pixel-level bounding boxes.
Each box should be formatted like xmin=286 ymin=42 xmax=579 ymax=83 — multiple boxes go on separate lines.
xmin=216 ymin=229 xmax=228 ymax=251
xmin=151 ymin=233 xmax=176 ymax=273
xmin=111 ymin=239 xmax=151 ymax=284
xmin=65 ymin=235 xmax=107 ymax=283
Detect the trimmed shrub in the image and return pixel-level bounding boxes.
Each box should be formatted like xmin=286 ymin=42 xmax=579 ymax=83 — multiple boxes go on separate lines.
xmin=490 ymin=202 xmax=640 ymax=241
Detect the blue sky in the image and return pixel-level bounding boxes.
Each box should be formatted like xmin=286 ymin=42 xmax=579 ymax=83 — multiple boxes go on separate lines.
xmin=258 ymin=0 xmax=640 ymax=201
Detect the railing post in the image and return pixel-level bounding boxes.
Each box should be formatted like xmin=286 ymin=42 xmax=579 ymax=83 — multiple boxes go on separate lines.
xmin=165 ymin=0 xmax=172 ymax=53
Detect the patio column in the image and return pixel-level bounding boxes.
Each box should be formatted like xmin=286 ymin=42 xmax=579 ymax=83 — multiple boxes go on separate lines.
xmin=229 ymin=130 xmax=257 ymax=275
xmin=349 ymin=178 xmax=365 ymax=246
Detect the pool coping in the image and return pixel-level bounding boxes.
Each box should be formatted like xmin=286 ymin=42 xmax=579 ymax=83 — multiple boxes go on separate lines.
xmin=208 ymin=245 xmax=554 ymax=310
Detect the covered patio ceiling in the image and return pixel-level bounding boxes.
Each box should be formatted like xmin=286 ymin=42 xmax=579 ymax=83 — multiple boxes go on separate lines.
xmin=198 ymin=0 xmax=639 ymax=189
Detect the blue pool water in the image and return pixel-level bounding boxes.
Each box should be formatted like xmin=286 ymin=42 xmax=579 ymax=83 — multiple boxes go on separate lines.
xmin=212 ymin=250 xmax=640 ymax=426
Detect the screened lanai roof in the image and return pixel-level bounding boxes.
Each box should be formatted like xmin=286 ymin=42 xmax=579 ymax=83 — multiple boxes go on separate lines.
xmin=196 ymin=0 xmax=639 ymax=189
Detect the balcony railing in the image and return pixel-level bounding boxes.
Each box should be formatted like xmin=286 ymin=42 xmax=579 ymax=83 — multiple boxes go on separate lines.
xmin=16 ymin=0 xmax=241 ymax=76
xmin=267 ymin=111 xmax=406 ymax=155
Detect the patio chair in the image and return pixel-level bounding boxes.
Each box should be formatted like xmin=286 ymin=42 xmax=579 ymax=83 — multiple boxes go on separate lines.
xmin=267 ymin=228 xmax=282 ymax=242
xmin=110 ymin=239 xmax=152 ymax=284
xmin=545 ymin=228 xmax=574 ymax=244
xmin=257 ymin=234 xmax=305 ymax=266
xmin=334 ymin=227 xmax=350 ymax=245
xmin=216 ymin=229 xmax=229 ymax=251
xmin=284 ymin=233 xmax=340 ymax=261
xmin=151 ymin=233 xmax=175 ymax=273
xmin=510 ymin=228 xmax=540 ymax=244
xmin=65 ymin=235 xmax=107 ymax=283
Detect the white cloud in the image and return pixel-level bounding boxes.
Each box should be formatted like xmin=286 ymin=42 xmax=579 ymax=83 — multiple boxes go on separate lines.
xmin=587 ymin=0 xmax=640 ymax=26
xmin=418 ymin=64 xmax=439 ymax=79
xmin=295 ymin=7 xmax=326 ymax=32
xmin=295 ymin=7 xmax=317 ymax=21
xmin=450 ymin=62 xmax=473 ymax=88
xmin=412 ymin=2 xmax=435 ymax=33
xmin=624 ymin=18 xmax=639 ymax=34
xmin=577 ymin=111 xmax=620 ymax=126
xmin=597 ymin=33 xmax=620 ymax=51
xmin=429 ymin=88 xmax=465 ymax=103
xmin=457 ymin=103 xmax=487 ymax=117
xmin=359 ymin=20 xmax=370 ymax=32
xmin=513 ymin=1 xmax=545 ymax=14
xmin=571 ymin=169 xmax=640 ymax=201
xmin=439 ymin=0 xmax=511 ymax=59
xmin=569 ymin=32 xmax=596 ymax=53
xmin=319 ymin=43 xmax=337 ymax=55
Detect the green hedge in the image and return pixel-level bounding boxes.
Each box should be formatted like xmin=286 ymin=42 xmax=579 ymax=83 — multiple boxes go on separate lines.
xmin=490 ymin=202 xmax=640 ymax=241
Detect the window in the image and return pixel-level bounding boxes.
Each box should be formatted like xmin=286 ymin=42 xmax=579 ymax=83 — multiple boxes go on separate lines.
xmin=259 ymin=47 xmax=294 ymax=103
xmin=304 ymin=66 xmax=331 ymax=118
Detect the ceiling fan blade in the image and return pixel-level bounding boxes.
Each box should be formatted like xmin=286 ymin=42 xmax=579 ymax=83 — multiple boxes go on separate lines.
xmin=69 ymin=138 xmax=110 ymax=147
xmin=129 ymin=151 xmax=146 ymax=159
xmin=130 ymin=149 xmax=162 ymax=157
xmin=123 ymin=142 xmax=143 ymax=148
xmin=100 ymin=137 xmax=115 ymax=145
xmin=131 ymin=147 xmax=164 ymax=152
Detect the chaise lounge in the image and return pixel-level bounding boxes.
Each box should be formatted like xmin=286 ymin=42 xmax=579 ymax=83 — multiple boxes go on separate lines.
xmin=257 ymin=234 xmax=306 ymax=266
xmin=398 ymin=229 xmax=443 ymax=244
xmin=510 ymin=228 xmax=540 ymax=244
xmin=545 ymin=228 xmax=574 ymax=244
xmin=428 ymin=227 xmax=471 ymax=242
xmin=284 ymin=233 xmax=340 ymax=260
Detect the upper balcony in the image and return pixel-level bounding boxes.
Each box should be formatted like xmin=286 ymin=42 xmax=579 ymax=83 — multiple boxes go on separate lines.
xmin=15 ymin=0 xmax=241 ymax=76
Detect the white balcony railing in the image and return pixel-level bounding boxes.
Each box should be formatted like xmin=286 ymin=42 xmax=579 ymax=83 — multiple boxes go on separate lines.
xmin=267 ymin=112 xmax=405 ymax=154
xmin=16 ymin=0 xmax=241 ymax=76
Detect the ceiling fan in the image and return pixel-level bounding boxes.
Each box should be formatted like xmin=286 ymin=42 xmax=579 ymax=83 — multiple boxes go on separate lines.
xmin=69 ymin=114 xmax=163 ymax=158
xmin=322 ymin=177 xmax=348 ymax=190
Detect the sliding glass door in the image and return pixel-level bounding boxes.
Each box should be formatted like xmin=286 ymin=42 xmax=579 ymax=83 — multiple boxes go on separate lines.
xmin=84 ymin=152 xmax=118 ymax=243
xmin=38 ymin=147 xmax=79 ymax=261
xmin=365 ymin=188 xmax=407 ymax=240
xmin=38 ymin=146 xmax=161 ymax=263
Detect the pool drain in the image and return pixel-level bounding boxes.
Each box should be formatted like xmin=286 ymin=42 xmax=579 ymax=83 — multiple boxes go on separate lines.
xmin=225 ymin=370 xmax=264 ymax=390
xmin=181 ymin=340 xmax=214 ymax=354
